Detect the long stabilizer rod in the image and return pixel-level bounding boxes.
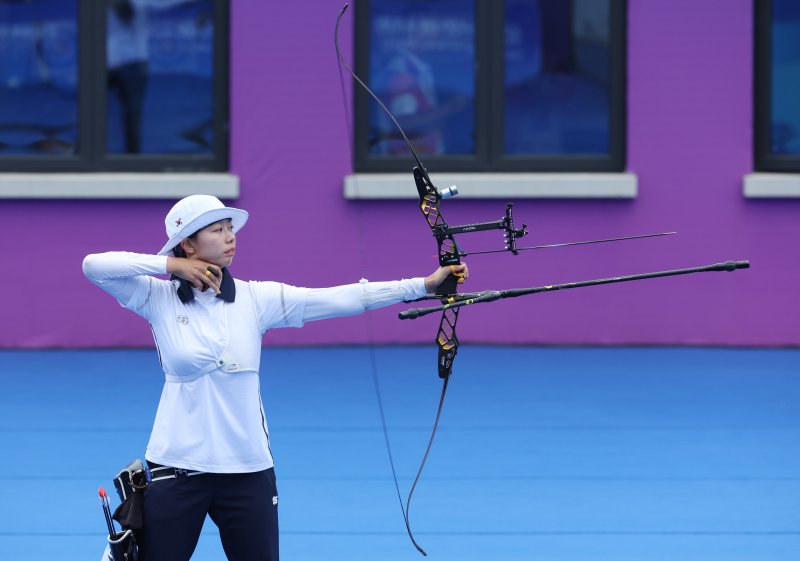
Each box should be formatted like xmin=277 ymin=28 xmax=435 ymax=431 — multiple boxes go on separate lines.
xmin=399 ymin=260 xmax=750 ymax=320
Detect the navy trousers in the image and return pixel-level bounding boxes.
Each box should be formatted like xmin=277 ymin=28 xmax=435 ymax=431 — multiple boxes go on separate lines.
xmin=138 ymin=465 xmax=279 ymax=561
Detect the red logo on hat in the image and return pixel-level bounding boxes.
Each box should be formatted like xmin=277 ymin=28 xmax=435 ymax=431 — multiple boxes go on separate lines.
xmin=175 ymin=218 xmax=183 ymax=226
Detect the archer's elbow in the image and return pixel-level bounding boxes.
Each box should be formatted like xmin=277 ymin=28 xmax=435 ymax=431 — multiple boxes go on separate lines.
xmin=82 ymin=254 xmax=98 ymax=278
xmin=82 ymin=253 xmax=109 ymax=282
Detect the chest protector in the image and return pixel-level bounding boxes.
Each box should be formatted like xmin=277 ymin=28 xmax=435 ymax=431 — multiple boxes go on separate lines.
xmin=151 ymin=279 xmax=262 ymax=383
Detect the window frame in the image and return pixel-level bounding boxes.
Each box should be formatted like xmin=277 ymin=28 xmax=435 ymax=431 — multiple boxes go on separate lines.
xmin=754 ymin=0 xmax=800 ymax=172
xmin=0 ymin=0 xmax=229 ymax=173
xmin=352 ymin=0 xmax=627 ymax=174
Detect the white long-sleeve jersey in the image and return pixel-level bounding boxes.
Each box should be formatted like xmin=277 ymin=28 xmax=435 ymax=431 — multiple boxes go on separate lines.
xmin=83 ymin=251 xmax=427 ymax=472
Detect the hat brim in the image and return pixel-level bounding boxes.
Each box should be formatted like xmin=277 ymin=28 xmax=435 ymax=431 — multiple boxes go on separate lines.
xmin=158 ymin=207 xmax=249 ymax=256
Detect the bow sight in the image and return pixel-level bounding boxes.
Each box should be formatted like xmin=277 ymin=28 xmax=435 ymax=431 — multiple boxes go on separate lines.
xmin=417 ymin=176 xmax=528 ymax=257
xmin=413 ymin=167 xmax=527 ymax=295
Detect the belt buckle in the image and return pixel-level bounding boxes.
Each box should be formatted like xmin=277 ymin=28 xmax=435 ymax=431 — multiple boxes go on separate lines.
xmin=174 ymin=468 xmax=188 ymax=477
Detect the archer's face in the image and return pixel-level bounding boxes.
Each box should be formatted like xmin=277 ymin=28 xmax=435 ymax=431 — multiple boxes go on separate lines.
xmin=190 ymin=219 xmax=236 ymax=268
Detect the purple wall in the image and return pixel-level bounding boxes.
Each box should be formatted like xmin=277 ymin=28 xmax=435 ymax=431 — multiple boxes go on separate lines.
xmin=3 ymin=0 xmax=797 ymax=349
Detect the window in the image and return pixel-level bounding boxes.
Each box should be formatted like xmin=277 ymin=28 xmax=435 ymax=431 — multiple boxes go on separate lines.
xmin=755 ymin=0 xmax=800 ymax=172
xmin=353 ymin=0 xmax=626 ymax=173
xmin=0 ymin=0 xmax=228 ymax=172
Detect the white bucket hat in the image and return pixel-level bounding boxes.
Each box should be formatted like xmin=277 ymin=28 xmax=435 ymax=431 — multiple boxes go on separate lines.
xmin=158 ymin=195 xmax=249 ymax=256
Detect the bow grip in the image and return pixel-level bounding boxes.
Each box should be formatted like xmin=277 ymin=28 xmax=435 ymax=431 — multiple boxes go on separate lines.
xmin=436 ymin=272 xmax=459 ymax=297
xmin=436 ymin=266 xmax=465 ymax=297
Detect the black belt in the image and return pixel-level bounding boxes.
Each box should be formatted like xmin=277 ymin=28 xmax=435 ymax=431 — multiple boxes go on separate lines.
xmin=147 ymin=462 xmax=205 ymax=482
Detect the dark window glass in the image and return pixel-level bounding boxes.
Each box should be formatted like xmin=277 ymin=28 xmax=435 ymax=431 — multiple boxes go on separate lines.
xmin=755 ymin=0 xmax=800 ymax=170
xmin=504 ymin=0 xmax=611 ymax=155
xmin=368 ymin=0 xmax=475 ymax=157
xmin=106 ymin=0 xmax=215 ymax=155
xmin=769 ymin=0 xmax=800 ymax=156
xmin=354 ymin=0 xmax=625 ymax=173
xmin=0 ymin=0 xmax=78 ymax=155
xmin=0 ymin=0 xmax=227 ymax=172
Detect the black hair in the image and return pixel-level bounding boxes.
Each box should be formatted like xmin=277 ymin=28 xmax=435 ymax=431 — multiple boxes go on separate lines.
xmin=171 ymin=230 xmax=200 ymax=258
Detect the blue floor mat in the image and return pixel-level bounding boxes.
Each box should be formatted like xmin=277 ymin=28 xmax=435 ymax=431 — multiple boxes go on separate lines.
xmin=0 ymin=346 xmax=798 ymax=561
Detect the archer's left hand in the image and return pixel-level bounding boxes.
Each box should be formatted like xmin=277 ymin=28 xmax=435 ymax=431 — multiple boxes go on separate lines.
xmin=424 ymin=263 xmax=468 ymax=293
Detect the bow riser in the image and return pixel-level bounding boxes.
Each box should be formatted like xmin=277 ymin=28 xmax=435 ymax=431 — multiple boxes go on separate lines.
xmin=413 ymin=166 xmax=462 ymax=380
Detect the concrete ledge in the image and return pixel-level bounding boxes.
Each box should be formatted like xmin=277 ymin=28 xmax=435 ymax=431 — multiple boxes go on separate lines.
xmin=0 ymin=173 xmax=240 ymax=199
xmin=744 ymin=173 xmax=800 ymax=198
xmin=344 ymin=172 xmax=637 ymax=199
